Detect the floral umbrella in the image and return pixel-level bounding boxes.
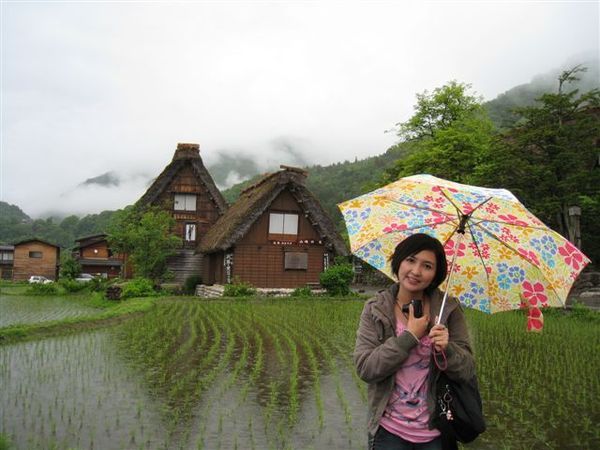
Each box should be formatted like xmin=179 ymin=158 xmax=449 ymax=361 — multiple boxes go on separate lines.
xmin=338 ymin=174 xmax=589 ymax=319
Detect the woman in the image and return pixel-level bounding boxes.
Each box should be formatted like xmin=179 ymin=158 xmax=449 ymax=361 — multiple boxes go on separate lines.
xmin=354 ymin=233 xmax=475 ymax=450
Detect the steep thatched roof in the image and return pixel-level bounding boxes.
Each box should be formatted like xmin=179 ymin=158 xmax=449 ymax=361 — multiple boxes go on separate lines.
xmin=136 ymin=143 xmax=227 ymax=213
xmin=198 ymin=166 xmax=348 ymax=255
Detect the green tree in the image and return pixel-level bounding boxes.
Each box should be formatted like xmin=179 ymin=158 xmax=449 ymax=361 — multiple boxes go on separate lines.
xmin=482 ymin=66 xmax=600 ymax=259
xmin=60 ymin=253 xmax=81 ymax=279
xmin=108 ymin=206 xmax=181 ymax=281
xmin=383 ymin=81 xmax=495 ymax=185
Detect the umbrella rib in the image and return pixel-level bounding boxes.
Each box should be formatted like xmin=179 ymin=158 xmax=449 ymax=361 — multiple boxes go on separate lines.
xmin=471 ymin=217 xmax=549 ymax=232
xmin=465 ymin=221 xmax=492 ymax=285
xmin=379 ymin=197 xmax=456 ymax=218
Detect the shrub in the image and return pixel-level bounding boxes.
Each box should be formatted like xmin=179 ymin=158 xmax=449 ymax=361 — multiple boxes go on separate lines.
xmin=223 ymin=279 xmax=257 ymax=297
xmin=319 ymin=263 xmax=354 ymax=296
xmin=88 ymin=276 xmax=108 ymax=293
xmin=60 ymin=278 xmax=89 ymax=293
xmin=184 ymin=275 xmax=203 ymax=295
xmin=26 ymin=282 xmax=59 ymax=296
xmin=121 ymin=277 xmax=157 ymax=299
xmin=291 ymin=286 xmax=313 ymax=297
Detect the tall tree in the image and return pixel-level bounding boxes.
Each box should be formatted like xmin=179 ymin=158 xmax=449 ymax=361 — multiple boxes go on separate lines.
xmin=107 ymin=206 xmax=181 ymax=281
xmin=383 ymin=81 xmax=495 ymax=184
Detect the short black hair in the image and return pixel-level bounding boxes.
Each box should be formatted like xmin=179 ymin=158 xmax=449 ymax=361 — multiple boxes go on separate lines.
xmin=389 ymin=233 xmax=448 ymax=295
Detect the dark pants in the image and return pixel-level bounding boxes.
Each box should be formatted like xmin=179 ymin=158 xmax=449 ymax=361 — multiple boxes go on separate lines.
xmin=368 ymin=426 xmax=443 ymax=450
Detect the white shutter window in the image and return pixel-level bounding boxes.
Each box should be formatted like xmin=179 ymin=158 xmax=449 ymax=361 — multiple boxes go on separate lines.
xmin=185 ymin=224 xmax=196 ymax=241
xmin=283 ymin=214 xmax=298 ymax=235
xmin=174 ymin=194 xmax=197 ymax=211
xmin=174 ymin=194 xmax=185 ymax=211
xmin=185 ymin=195 xmax=196 ymax=211
xmin=269 ymin=213 xmax=284 ymax=234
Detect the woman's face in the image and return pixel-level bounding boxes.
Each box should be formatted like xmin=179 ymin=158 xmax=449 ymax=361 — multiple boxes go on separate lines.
xmin=397 ymin=249 xmax=437 ymax=295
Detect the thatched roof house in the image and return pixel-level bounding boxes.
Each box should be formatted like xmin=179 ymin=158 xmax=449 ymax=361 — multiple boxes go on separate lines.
xmin=199 ymin=165 xmax=347 ymax=288
xmin=135 ymin=143 xmax=228 ymax=282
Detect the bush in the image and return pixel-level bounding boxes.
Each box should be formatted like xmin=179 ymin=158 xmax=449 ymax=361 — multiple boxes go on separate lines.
xmin=26 ymin=282 xmax=59 ymax=296
xmin=223 ymin=279 xmax=257 ymax=297
xmin=319 ymin=263 xmax=354 ymax=296
xmin=121 ymin=278 xmax=157 ymax=299
xmin=291 ymin=286 xmax=313 ymax=297
xmin=88 ymin=276 xmax=108 ymax=293
xmin=184 ymin=275 xmax=203 ymax=295
xmin=60 ymin=278 xmax=89 ymax=293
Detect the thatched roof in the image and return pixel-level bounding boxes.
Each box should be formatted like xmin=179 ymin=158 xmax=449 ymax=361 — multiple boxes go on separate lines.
xmin=136 ymin=143 xmax=227 ymax=213
xmin=13 ymin=238 xmax=60 ymax=248
xmin=198 ymin=166 xmax=348 ymax=255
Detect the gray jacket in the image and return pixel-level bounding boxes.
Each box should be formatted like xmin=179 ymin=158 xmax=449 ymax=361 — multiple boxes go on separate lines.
xmin=354 ymin=284 xmax=475 ymax=436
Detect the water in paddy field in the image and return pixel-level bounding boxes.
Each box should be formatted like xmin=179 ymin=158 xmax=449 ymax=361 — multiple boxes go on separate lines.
xmin=0 ymin=328 xmax=371 ymax=449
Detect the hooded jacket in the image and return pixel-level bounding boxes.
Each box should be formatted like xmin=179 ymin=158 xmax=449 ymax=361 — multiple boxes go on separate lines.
xmin=354 ymin=284 xmax=475 ymax=437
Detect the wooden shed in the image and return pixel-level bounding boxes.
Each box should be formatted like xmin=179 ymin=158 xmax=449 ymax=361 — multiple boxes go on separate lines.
xmin=72 ymin=234 xmax=128 ymax=279
xmin=136 ymin=143 xmax=228 ymax=283
xmin=12 ymin=239 xmax=60 ymax=282
xmin=198 ymin=166 xmax=348 ymax=288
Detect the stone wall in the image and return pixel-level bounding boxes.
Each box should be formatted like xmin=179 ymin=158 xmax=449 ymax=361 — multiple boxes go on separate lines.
xmin=568 ymin=271 xmax=600 ymax=309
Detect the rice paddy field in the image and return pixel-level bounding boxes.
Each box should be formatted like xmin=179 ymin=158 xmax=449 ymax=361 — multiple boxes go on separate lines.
xmin=0 ymin=290 xmax=599 ymax=450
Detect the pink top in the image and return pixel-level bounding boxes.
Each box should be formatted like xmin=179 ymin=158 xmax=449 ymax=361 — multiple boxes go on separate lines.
xmin=379 ymin=318 xmax=441 ymax=443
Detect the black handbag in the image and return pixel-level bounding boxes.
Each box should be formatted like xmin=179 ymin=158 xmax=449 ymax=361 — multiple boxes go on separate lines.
xmin=432 ymin=370 xmax=486 ymax=444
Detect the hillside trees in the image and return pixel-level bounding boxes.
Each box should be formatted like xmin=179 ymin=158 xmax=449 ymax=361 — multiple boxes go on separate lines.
xmin=107 ymin=206 xmax=181 ymax=281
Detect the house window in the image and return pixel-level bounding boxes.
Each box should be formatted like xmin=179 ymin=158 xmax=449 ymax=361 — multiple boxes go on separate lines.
xmin=185 ymin=223 xmax=197 ymax=241
xmin=174 ymin=194 xmax=197 ymax=211
xmin=0 ymin=252 xmax=13 ymax=261
xmin=29 ymin=251 xmax=43 ymax=258
xmin=269 ymin=213 xmax=299 ymax=235
xmin=285 ymin=252 xmax=308 ymax=270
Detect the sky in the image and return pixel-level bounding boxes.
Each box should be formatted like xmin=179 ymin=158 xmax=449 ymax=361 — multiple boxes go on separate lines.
xmin=1 ymin=1 xmax=598 ymax=218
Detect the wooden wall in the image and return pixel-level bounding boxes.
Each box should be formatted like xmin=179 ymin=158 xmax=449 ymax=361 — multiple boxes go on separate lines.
xmin=13 ymin=241 xmax=59 ymax=281
xmin=212 ymin=190 xmax=335 ymax=288
xmin=155 ymin=165 xmax=222 ymax=248
xmin=81 ymin=242 xmax=110 ymax=259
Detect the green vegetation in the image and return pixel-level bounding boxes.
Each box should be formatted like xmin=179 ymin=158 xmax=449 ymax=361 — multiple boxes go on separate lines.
xmin=223 ymin=279 xmax=257 ymax=297
xmin=319 ymin=262 xmax=354 ymax=296
xmin=120 ymin=277 xmax=157 ymax=299
xmin=25 ymin=282 xmax=59 ymax=296
xmin=0 ymin=293 xmax=598 ymax=449
xmin=107 ymin=206 xmax=181 ymax=281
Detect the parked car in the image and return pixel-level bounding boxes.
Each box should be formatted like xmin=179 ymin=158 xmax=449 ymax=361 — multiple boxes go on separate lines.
xmin=28 ymin=275 xmax=53 ymax=284
xmin=75 ymin=273 xmax=95 ymax=282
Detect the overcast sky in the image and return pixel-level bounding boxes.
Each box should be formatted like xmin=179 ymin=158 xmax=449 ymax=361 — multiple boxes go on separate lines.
xmin=1 ymin=1 xmax=598 ymax=218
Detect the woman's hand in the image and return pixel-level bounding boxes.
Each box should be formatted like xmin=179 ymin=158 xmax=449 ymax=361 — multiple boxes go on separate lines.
xmin=406 ymin=304 xmax=430 ymax=339
xmin=429 ymin=321 xmax=449 ymax=352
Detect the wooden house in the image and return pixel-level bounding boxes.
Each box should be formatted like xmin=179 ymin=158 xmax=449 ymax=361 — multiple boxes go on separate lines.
xmin=12 ymin=239 xmax=60 ymax=281
xmin=0 ymin=245 xmax=14 ymax=280
xmin=198 ymin=166 xmax=348 ymax=288
xmin=72 ymin=234 xmax=128 ymax=279
xmin=136 ymin=143 xmax=228 ymax=283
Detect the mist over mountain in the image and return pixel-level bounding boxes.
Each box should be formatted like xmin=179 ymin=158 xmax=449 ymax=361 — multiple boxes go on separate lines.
xmin=80 ymin=171 xmax=121 ymax=187
xmin=485 ymin=54 xmax=599 ymax=129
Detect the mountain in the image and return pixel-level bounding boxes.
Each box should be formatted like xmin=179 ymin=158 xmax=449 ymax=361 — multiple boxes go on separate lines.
xmin=484 ymin=57 xmax=599 ymax=129
xmin=0 ymin=201 xmax=31 ymax=223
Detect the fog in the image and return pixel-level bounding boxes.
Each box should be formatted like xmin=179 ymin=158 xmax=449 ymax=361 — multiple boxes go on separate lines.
xmin=1 ymin=2 xmax=597 ymax=217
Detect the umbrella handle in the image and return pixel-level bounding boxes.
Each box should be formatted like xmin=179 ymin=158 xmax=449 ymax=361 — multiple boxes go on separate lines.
xmin=437 ymin=231 xmax=465 ymax=325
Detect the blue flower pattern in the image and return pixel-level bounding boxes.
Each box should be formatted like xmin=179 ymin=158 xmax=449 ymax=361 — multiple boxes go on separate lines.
xmin=531 ymin=236 xmax=558 ymax=268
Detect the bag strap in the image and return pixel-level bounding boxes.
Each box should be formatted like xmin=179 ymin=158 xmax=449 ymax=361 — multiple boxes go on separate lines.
xmin=432 ymin=345 xmax=448 ymax=371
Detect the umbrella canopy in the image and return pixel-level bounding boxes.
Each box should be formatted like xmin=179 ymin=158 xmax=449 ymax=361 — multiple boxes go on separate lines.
xmin=338 ymin=174 xmax=590 ymax=314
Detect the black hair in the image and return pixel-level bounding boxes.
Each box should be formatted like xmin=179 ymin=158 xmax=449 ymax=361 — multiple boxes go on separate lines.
xmin=389 ymin=233 xmax=448 ymax=295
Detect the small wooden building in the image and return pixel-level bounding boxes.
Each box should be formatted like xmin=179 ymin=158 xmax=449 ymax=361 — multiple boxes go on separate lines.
xmin=198 ymin=166 xmax=348 ymax=288
xmin=0 ymin=245 xmax=14 ymax=280
xmin=72 ymin=234 xmax=128 ymax=279
xmin=136 ymin=143 xmax=228 ymax=283
xmin=12 ymin=239 xmax=60 ymax=281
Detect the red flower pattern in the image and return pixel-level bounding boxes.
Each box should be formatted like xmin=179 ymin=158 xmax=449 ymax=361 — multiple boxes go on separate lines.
xmin=498 ymin=214 xmax=529 ymax=227
xmin=445 ymin=239 xmax=466 ymax=257
xmin=558 ymin=241 xmax=584 ymax=270
xmin=522 ymin=281 xmax=548 ymax=307
xmin=517 ymin=248 xmax=540 ymax=266
xmin=382 ymin=222 xmax=407 ymax=233
xmin=527 ymin=306 xmax=544 ymax=331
